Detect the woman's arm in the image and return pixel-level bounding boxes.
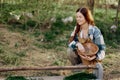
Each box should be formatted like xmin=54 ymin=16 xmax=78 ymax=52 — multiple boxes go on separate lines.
xmin=68 ymin=36 xmax=74 ymax=44
xmin=93 ymin=27 xmax=106 ymax=60
xmin=87 ymin=55 xmax=96 ymax=61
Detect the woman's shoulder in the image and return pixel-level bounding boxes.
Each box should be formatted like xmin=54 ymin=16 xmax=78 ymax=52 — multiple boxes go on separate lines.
xmin=89 ymin=25 xmax=101 ymax=33
xmin=89 ymin=24 xmax=99 ymax=29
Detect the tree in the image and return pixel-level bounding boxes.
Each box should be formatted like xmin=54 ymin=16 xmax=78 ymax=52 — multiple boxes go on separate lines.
xmin=105 ymin=0 xmax=108 ymax=15
xmin=116 ymin=0 xmax=120 ymax=26
xmin=87 ymin=0 xmax=94 ymax=14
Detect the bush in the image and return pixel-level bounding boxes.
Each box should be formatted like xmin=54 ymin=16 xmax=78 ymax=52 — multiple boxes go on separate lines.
xmin=6 ymin=76 xmax=27 ymax=80
xmin=64 ymin=72 xmax=97 ymax=80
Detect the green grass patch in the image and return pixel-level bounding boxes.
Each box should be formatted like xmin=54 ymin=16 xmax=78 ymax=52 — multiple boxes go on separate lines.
xmin=6 ymin=76 xmax=27 ymax=80
xmin=64 ymin=72 xmax=97 ymax=80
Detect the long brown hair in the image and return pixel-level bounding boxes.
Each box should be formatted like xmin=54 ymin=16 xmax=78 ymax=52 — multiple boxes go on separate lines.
xmin=75 ymin=7 xmax=95 ymax=35
xmin=69 ymin=7 xmax=95 ymax=43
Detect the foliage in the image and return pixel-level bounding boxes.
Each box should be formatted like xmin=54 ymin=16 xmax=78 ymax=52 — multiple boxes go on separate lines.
xmin=64 ymin=72 xmax=97 ymax=80
xmin=0 ymin=0 xmax=57 ymax=30
xmin=0 ymin=46 xmax=4 ymax=53
xmin=0 ymin=0 xmax=120 ymax=68
xmin=1 ymin=53 xmax=20 ymax=65
xmin=0 ymin=1 xmax=119 ymax=79
xmin=6 ymin=76 xmax=27 ymax=80
xmin=1 ymin=0 xmax=119 ymax=48
xmin=0 ymin=3 xmax=24 ymax=23
xmin=94 ymin=8 xmax=120 ymax=48
xmin=0 ymin=44 xmax=26 ymax=65
xmin=44 ymin=16 xmax=75 ymax=42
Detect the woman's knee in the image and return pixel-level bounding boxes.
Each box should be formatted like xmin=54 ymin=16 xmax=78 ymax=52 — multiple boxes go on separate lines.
xmin=67 ymin=48 xmax=77 ymax=57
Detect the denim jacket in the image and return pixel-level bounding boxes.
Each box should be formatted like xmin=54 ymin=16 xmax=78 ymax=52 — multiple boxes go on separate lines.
xmin=69 ymin=25 xmax=106 ymax=60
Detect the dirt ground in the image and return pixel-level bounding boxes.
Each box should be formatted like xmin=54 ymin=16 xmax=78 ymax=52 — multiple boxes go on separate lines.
xmin=0 ymin=25 xmax=120 ymax=80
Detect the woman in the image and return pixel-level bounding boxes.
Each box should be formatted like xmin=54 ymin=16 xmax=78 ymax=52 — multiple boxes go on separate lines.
xmin=67 ymin=7 xmax=106 ymax=79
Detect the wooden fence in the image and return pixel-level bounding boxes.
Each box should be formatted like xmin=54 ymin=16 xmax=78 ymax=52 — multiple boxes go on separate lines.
xmin=0 ymin=65 xmax=98 ymax=72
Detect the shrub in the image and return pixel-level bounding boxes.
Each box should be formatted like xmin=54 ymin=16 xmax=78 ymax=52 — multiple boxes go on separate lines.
xmin=64 ymin=72 xmax=97 ymax=80
xmin=6 ymin=76 xmax=27 ymax=80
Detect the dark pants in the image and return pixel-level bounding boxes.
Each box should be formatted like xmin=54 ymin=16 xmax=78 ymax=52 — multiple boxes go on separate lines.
xmin=67 ymin=48 xmax=82 ymax=65
xmin=67 ymin=48 xmax=103 ymax=80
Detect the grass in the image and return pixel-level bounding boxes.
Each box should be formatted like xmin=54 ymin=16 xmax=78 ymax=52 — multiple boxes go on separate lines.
xmin=63 ymin=72 xmax=97 ymax=80
xmin=0 ymin=1 xmax=120 ymax=79
xmin=6 ymin=76 xmax=27 ymax=80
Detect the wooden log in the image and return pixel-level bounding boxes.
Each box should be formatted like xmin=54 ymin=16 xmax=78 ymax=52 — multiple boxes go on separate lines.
xmin=0 ymin=65 xmax=97 ymax=72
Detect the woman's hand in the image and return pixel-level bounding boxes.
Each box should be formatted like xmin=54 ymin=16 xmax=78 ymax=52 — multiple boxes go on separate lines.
xmin=79 ymin=55 xmax=96 ymax=61
xmin=77 ymin=51 xmax=86 ymax=56
xmin=76 ymin=43 xmax=85 ymax=52
xmin=86 ymin=56 xmax=96 ymax=61
xmin=79 ymin=54 xmax=88 ymax=60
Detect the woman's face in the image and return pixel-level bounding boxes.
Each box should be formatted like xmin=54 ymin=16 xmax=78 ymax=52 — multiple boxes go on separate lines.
xmin=76 ymin=12 xmax=86 ymax=25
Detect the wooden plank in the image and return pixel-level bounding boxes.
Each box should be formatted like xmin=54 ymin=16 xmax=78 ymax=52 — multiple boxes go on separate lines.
xmin=0 ymin=65 xmax=97 ymax=72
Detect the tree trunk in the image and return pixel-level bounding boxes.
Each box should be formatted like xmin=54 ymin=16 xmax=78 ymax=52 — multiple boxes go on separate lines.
xmin=87 ymin=0 xmax=94 ymax=14
xmin=105 ymin=0 xmax=108 ymax=15
xmin=116 ymin=0 xmax=120 ymax=26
